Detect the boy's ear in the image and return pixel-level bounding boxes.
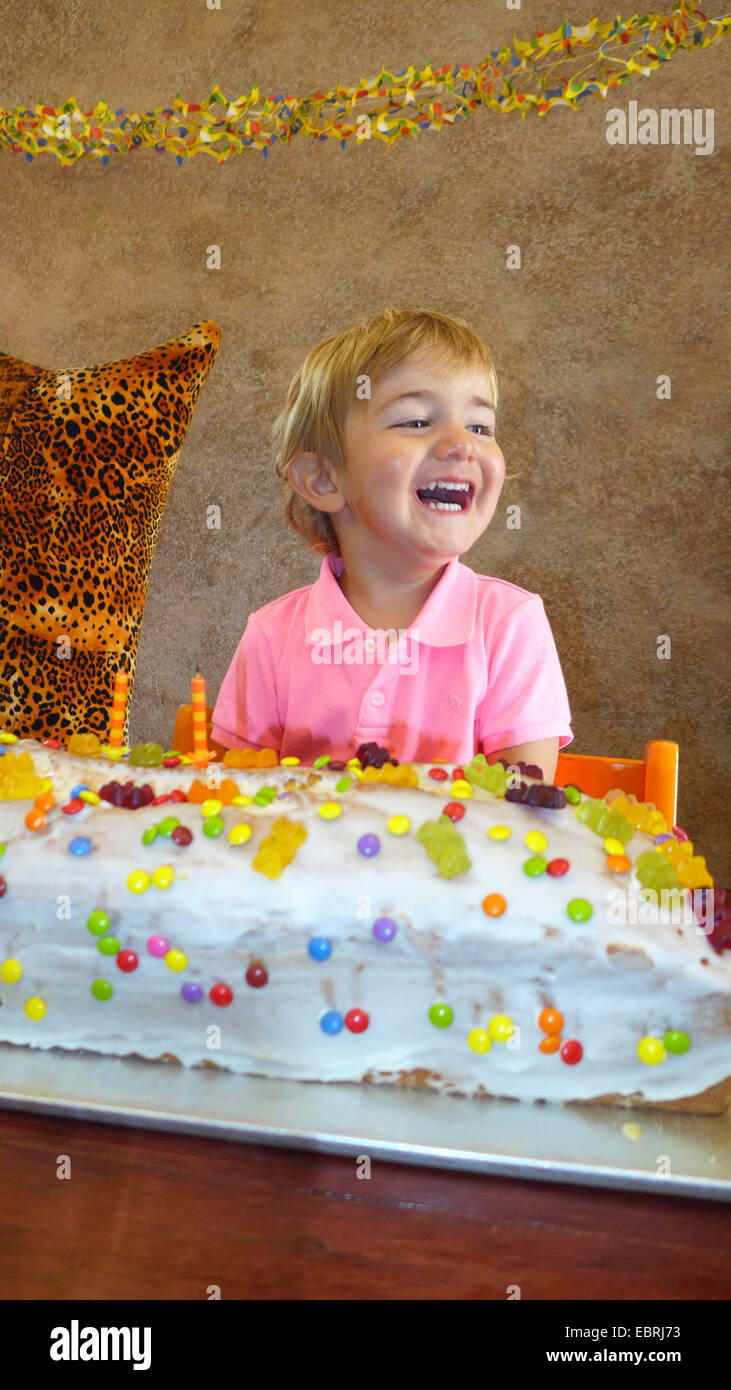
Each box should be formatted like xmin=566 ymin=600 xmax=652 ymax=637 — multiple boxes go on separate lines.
xmin=288 ymin=452 xmax=345 ymax=513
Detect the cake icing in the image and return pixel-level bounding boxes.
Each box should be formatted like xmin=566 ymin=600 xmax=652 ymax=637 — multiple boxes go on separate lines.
xmin=1 ymin=738 xmax=729 ymax=1112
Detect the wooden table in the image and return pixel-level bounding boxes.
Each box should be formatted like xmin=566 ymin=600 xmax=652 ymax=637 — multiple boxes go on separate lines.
xmin=1 ymin=1109 xmax=729 ymax=1300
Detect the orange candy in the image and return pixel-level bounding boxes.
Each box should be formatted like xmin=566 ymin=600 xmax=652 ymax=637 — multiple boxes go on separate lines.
xmin=482 ymin=892 xmax=507 ymax=917
xmin=538 ymin=1007 xmax=564 ymax=1035
xmin=539 ymin=1036 xmax=562 ymax=1054
xmin=607 ymin=853 xmax=631 ymax=873
xmin=186 ymin=777 xmax=243 ymax=805
xmin=24 ymin=807 xmax=46 ymax=831
xmin=34 ymin=791 xmax=55 ymax=813
xmin=223 ymin=747 xmax=278 ymax=769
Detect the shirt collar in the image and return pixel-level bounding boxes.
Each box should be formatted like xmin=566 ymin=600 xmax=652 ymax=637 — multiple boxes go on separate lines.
xmin=305 ymin=552 xmax=478 ymax=647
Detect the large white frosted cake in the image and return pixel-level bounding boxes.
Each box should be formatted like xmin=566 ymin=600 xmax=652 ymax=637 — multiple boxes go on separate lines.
xmin=0 ymin=736 xmax=728 ymax=1112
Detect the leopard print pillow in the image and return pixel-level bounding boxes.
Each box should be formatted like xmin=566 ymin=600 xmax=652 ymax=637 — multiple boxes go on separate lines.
xmin=0 ymin=321 xmax=220 ymax=742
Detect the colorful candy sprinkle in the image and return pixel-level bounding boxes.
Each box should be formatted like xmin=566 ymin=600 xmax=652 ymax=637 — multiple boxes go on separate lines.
xmin=358 ymin=834 xmax=380 ymax=856
xmin=87 ymin=910 xmax=110 ymax=936
xmin=127 ymin=870 xmax=151 ymax=894
xmin=147 ymin=935 xmax=169 ymax=958
xmin=210 ymin=983 xmax=233 ymax=1006
xmin=429 ymin=1002 xmax=453 ymax=1028
xmin=468 ymin=1028 xmax=492 ymax=1054
xmin=525 ymin=830 xmax=548 ymax=853
xmin=664 ymin=1030 xmax=690 ymax=1054
xmin=373 ymin=917 xmax=397 ymax=942
xmin=91 ymin=980 xmax=113 ymax=1001
xmin=1 ymin=958 xmax=22 ymax=983
xmin=560 ymin=1039 xmax=583 ymax=1065
xmin=320 ymin=1010 xmax=344 ymax=1035
xmin=482 ymin=893 xmax=507 ymax=917
xmin=546 ymin=858 xmax=569 ymax=876
xmin=345 ymin=1008 xmax=369 ymax=1033
xmin=245 ymin=963 xmax=268 ymax=988
xmin=308 ymin=937 xmax=332 ymax=961
xmin=538 ymin=1008 xmax=564 ymax=1035
xmin=165 ymin=949 xmax=187 ymax=972
xmin=637 ymin=1036 xmax=666 ymax=1065
xmin=116 ymin=951 xmax=138 ymax=972
xmin=181 ymin=982 xmax=203 ymax=1003
xmin=68 ymin=836 xmax=92 ymax=856
xmin=488 ymin=1014 xmax=514 ymax=1043
xmin=25 ymin=996 xmax=47 ymax=1020
xmin=566 ymin=898 xmax=593 ymax=922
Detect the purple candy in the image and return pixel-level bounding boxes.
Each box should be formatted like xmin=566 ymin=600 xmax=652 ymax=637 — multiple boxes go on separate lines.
xmin=357 ymin=833 xmax=380 ymax=857
xmin=181 ymin=982 xmax=203 ymax=1004
xmin=373 ymin=916 xmax=397 ymax=942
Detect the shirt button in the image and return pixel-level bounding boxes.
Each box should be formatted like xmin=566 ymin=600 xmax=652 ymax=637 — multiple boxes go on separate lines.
xmin=370 ymin=691 xmax=385 ymax=707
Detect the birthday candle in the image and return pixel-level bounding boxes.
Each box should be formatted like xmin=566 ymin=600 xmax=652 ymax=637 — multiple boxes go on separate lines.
xmin=191 ymin=669 xmax=209 ymax=767
xmin=108 ymin=668 xmax=129 ymax=749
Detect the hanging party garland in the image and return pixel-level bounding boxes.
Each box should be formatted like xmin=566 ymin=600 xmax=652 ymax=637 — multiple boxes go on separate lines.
xmin=0 ymin=0 xmax=727 ymax=166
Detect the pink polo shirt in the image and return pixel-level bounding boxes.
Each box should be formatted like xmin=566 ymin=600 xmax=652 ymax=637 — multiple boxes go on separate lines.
xmin=211 ymin=553 xmax=573 ymax=765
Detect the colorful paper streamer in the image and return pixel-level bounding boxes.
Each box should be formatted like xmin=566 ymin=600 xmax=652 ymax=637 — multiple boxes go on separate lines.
xmin=0 ymin=1 xmax=727 ymax=166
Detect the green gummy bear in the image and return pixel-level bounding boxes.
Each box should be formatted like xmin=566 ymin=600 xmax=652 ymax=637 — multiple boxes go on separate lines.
xmin=128 ymin=741 xmax=164 ymax=767
xmin=417 ymin=817 xmax=472 ymax=878
xmin=464 ymin=753 xmax=508 ymax=796
xmin=633 ymin=850 xmax=678 ymax=891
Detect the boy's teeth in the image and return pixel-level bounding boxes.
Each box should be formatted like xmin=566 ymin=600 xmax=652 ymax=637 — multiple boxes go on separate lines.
xmin=426 ymin=501 xmax=463 ymax=511
xmin=419 ymin=481 xmax=470 ymax=491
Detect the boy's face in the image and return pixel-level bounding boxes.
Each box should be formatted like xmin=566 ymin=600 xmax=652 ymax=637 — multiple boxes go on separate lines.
xmin=333 ymin=352 xmax=505 ymax=568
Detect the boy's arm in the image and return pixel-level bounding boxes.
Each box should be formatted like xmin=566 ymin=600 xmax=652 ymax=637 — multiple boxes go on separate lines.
xmin=485 ymin=737 xmax=559 ymax=784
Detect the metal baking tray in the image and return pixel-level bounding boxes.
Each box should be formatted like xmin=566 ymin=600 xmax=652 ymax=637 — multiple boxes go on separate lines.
xmin=0 ymin=1043 xmax=728 ymax=1200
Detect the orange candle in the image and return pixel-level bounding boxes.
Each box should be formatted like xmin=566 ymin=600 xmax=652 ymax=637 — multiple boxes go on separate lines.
xmin=191 ymin=669 xmax=209 ymax=767
xmin=108 ymin=667 xmax=129 ymax=750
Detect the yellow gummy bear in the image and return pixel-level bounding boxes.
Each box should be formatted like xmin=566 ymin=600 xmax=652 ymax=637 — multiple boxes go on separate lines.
xmin=0 ymin=752 xmax=46 ymax=800
xmin=252 ymin=816 xmax=307 ymax=878
xmin=360 ymin=763 xmax=419 ymax=787
xmin=676 ymin=857 xmax=713 ymax=889
xmin=67 ymin=732 xmax=103 ymax=757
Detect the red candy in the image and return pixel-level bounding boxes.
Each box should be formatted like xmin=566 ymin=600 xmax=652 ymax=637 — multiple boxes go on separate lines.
xmin=441 ymin=801 xmax=466 ymax=822
xmin=560 ymin=1039 xmax=583 ymax=1065
xmin=0 ymin=876 xmax=6 ymax=898
xmin=210 ymin=983 xmax=233 ymax=1007
xmin=245 ymin=964 xmax=268 ymax=988
xmin=169 ymin=789 xmax=187 ymax=804
xmin=428 ymin=768 xmax=448 ymax=781
xmin=452 ymin=767 xmax=465 ymax=781
xmin=345 ymin=1008 xmax=369 ymax=1033
xmin=62 ymin=798 xmax=84 ymax=815
xmin=116 ymin=950 xmax=139 ymax=973
xmin=42 ymin=738 xmax=62 ymax=749
xmin=547 ymin=858 xmax=570 ymax=876
xmin=163 ymin=756 xmax=181 ymax=768
xmin=171 ymin=825 xmax=193 ymax=847
xmin=152 ymin=794 xmax=172 ymax=806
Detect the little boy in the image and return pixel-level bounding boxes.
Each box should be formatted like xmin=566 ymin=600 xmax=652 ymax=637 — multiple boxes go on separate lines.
xmin=212 ymin=307 xmax=572 ymax=780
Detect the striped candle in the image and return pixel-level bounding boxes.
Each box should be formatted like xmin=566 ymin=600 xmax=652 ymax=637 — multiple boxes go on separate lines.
xmin=191 ymin=669 xmax=209 ymax=767
xmin=107 ymin=668 xmax=129 ymax=749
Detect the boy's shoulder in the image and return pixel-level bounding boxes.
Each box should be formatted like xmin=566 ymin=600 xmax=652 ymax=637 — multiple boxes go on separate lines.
xmin=468 ymin=566 xmax=543 ymax=611
xmin=247 ymin=576 xmax=316 ymax=625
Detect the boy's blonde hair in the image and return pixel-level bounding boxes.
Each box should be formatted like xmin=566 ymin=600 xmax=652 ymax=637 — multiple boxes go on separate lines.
xmin=272 ymin=306 xmax=500 ymax=557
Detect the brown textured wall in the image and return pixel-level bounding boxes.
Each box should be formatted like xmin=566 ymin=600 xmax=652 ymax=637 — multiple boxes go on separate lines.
xmin=1 ymin=1 xmax=729 ymax=878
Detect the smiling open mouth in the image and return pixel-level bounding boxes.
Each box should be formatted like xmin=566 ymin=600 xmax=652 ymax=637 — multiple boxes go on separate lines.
xmin=415 ymin=480 xmax=474 ymax=512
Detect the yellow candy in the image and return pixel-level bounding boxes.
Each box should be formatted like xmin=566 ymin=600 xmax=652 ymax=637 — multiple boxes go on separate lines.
xmin=468 ymin=1028 xmax=492 ymax=1054
xmin=165 ymin=949 xmax=187 ymax=972
xmin=67 ymin=732 xmax=102 ymax=757
xmin=102 ymin=746 xmax=126 ymax=761
xmin=1 ymin=958 xmax=23 ymax=984
xmin=387 ymin=814 xmax=411 ymax=835
xmin=0 ymin=730 xmax=19 ymax=743
xmin=25 ymin=997 xmax=47 ymax=1021
xmin=451 ymin=779 xmax=473 ymax=799
xmin=488 ymin=1013 xmax=515 ymax=1043
xmin=346 ymin=758 xmax=362 ymax=769
xmin=127 ymin=869 xmax=151 ymax=894
xmin=201 ymin=798 xmax=223 ymax=818
xmin=525 ymin=830 xmax=548 ymax=853
xmin=280 ymin=756 xmax=300 ymax=766
xmin=79 ymin=790 xmax=101 ymax=805
xmin=152 ymin=865 xmax=175 ymax=889
xmin=232 ymin=794 xmax=254 ymax=807
xmin=488 ymin=825 xmax=511 ymax=841
xmin=228 ymin=823 xmax=252 ymax=846
xmin=318 ymin=801 xmax=342 ymax=820
xmin=252 ymin=816 xmax=307 ymax=879
xmin=637 ymin=1036 xmax=666 ymax=1065
xmin=604 ymin=837 xmax=625 ymax=856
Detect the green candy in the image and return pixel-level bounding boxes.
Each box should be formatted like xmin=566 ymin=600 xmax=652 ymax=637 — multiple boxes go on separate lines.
xmin=313 ymin=754 xmax=331 ymax=769
xmin=202 ymin=815 xmax=225 ymax=838
xmin=128 ymin=741 xmax=164 ymax=767
xmin=523 ymin=855 xmax=547 ymax=877
xmin=91 ymin=979 xmax=113 ymax=1001
xmin=253 ymin=787 xmax=277 ymax=805
xmin=98 ymin=936 xmax=121 ymax=956
xmin=567 ymin=897 xmax=593 ymax=923
xmin=564 ymin=784 xmax=582 ymax=805
xmin=157 ymin=816 xmax=181 ymax=837
xmin=87 ymin=909 xmax=110 ymax=936
xmin=141 ymin=826 xmax=158 ymax=845
xmin=664 ymin=1030 xmax=690 ymax=1054
xmin=335 ymin=777 xmax=353 ymax=793
xmin=429 ymin=1002 xmax=454 ymax=1029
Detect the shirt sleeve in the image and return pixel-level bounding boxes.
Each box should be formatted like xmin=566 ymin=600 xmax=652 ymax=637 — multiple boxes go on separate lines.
xmin=477 ymin=595 xmax=573 ymax=755
xmin=211 ymin=614 xmax=283 ymax=752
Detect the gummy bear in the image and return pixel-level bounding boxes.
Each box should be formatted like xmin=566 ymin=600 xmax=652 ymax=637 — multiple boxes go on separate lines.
xmin=416 ymin=818 xmax=472 ymax=878
xmin=128 ymin=742 xmax=164 ymax=767
xmin=252 ymin=816 xmax=307 ymax=878
xmin=463 ymin=754 xmax=508 ymax=797
xmin=67 ymin=732 xmax=103 ymax=757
